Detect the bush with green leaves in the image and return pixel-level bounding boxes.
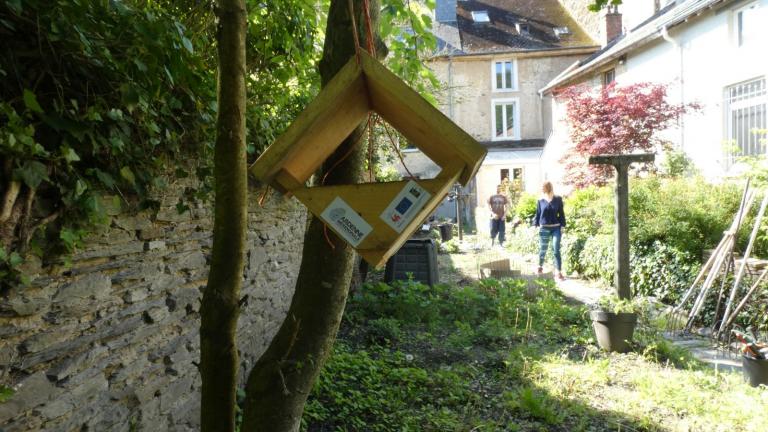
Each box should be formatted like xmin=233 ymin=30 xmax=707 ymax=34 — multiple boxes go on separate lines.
xmin=0 ymin=0 xmax=320 ymax=287
xmin=630 ymin=242 xmax=700 ymax=304
xmin=514 ymin=192 xmax=538 ymax=222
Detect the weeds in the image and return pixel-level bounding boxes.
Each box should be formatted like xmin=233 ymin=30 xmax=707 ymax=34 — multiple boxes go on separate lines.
xmin=303 ymin=278 xmax=767 ymax=431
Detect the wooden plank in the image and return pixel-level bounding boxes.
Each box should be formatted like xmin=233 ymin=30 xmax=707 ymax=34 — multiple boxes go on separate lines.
xmin=358 ymin=162 xmax=462 ymax=268
xmin=292 ymin=162 xmax=463 ymax=267
xmin=274 ymin=169 xmax=303 ymax=194
xmin=249 ymin=56 xmax=369 ymax=185
xmin=293 ymin=178 xmax=447 ymax=252
xmin=359 ymin=53 xmax=486 ymax=185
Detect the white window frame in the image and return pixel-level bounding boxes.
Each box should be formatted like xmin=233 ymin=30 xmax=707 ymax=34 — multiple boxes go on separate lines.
xmin=724 ymin=76 xmax=767 ymax=164
xmin=490 ymin=98 xmax=520 ymax=141
xmin=734 ymin=1 xmax=760 ymax=48
xmin=491 ymin=60 xmax=518 ymax=92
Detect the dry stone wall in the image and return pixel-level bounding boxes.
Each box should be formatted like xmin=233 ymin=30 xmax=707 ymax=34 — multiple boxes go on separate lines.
xmin=0 ymin=178 xmax=306 ymax=432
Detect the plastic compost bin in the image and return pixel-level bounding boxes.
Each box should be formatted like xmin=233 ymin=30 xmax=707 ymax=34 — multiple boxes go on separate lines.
xmin=384 ymin=239 xmax=439 ymax=286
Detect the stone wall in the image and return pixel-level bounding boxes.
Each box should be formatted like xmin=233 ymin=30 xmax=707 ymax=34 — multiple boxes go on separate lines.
xmin=0 ymin=178 xmax=306 ymax=431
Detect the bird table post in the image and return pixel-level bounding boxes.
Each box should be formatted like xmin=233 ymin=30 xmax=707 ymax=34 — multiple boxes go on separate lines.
xmin=588 ymin=153 xmax=655 ymax=300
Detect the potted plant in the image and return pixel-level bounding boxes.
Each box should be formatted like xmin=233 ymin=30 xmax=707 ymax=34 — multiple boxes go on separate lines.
xmin=590 ymin=295 xmax=642 ymax=353
xmin=732 ymin=328 xmax=768 ymax=387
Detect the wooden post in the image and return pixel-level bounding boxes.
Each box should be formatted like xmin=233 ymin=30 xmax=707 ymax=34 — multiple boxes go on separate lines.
xmin=589 ymin=153 xmax=655 ymax=300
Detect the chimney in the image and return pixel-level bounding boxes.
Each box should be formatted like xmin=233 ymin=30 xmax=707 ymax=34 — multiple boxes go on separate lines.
xmin=602 ymin=5 xmax=623 ymax=46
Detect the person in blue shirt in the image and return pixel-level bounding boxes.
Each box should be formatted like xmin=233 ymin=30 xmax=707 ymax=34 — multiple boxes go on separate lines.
xmin=534 ymin=181 xmax=566 ymax=280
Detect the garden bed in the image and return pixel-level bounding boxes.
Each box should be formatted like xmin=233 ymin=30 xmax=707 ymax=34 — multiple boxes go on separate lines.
xmin=303 ymin=275 xmax=767 ymax=431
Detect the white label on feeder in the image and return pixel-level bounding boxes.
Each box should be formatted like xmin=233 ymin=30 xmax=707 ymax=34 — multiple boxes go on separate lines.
xmin=320 ymin=197 xmax=372 ymax=247
xmin=380 ymin=180 xmax=431 ymax=233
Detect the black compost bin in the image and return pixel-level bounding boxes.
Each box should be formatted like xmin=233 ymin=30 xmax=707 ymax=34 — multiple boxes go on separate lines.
xmin=384 ymin=239 xmax=439 ymax=286
xmin=438 ymin=224 xmax=453 ymax=242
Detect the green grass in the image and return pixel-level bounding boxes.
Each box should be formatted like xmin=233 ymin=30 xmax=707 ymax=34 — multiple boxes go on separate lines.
xmin=302 ymin=278 xmax=767 ymax=431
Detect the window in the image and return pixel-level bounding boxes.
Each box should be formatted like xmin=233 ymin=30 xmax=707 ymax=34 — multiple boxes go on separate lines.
xmin=725 ymin=77 xmax=767 ymax=163
xmin=493 ymin=60 xmax=517 ymax=91
xmin=735 ymin=2 xmax=760 ymax=47
xmin=491 ymin=99 xmax=519 ymax=140
xmin=512 ymin=168 xmax=523 ymax=180
xmin=500 ymin=169 xmax=510 ymax=182
xmin=471 ymin=10 xmax=490 ymax=23
xmin=602 ymin=69 xmax=615 ymax=87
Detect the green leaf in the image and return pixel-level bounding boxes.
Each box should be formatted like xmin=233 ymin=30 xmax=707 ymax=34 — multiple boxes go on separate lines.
xmin=9 ymin=252 xmax=22 ymax=267
xmin=75 ymin=179 xmax=87 ymax=197
xmin=93 ymin=169 xmax=116 ymax=189
xmin=120 ymin=166 xmax=136 ymax=185
xmin=14 ymin=160 xmax=49 ymax=188
xmin=5 ymin=0 xmax=22 ymax=15
xmin=181 ymin=36 xmax=194 ymax=54
xmin=59 ymin=228 xmax=79 ymax=252
xmin=62 ymin=146 xmax=81 ymax=162
xmin=23 ymin=89 xmax=43 ymax=114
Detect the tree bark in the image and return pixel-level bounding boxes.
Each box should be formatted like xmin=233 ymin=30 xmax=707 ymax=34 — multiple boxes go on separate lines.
xmin=240 ymin=1 xmax=381 ymax=430
xmin=199 ymin=0 xmax=248 ymax=431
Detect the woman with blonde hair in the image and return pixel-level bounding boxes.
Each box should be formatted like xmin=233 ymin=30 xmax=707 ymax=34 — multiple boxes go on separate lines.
xmin=534 ymin=181 xmax=566 ymax=280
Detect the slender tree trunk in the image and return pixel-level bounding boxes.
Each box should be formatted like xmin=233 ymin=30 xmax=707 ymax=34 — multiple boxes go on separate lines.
xmin=240 ymin=1 xmax=382 ymax=430
xmin=199 ymin=1 xmax=248 ymax=431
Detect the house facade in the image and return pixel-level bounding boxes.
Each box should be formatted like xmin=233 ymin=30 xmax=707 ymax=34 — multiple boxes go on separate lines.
xmin=400 ymin=0 xmax=599 ymax=230
xmin=540 ymin=0 xmax=768 ymax=189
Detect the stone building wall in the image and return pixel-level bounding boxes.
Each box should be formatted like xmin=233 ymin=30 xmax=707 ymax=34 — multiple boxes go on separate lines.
xmin=0 ymin=178 xmax=306 ymax=432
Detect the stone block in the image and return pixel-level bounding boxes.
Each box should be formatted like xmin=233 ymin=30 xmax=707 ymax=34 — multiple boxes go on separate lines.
xmin=0 ymin=295 xmax=49 ymax=317
xmin=0 ymin=372 xmax=61 ymax=423
xmin=150 ymin=274 xmax=183 ymax=294
xmin=143 ymin=306 xmax=170 ymax=324
xmin=46 ymin=355 xmax=81 ymax=382
xmin=123 ymin=287 xmax=150 ymax=304
xmin=156 ymin=207 xmax=192 ymax=223
xmin=54 ymin=274 xmax=112 ymax=305
xmin=165 ymin=252 xmax=207 ymax=274
xmin=159 ymin=376 xmax=193 ymax=413
xmin=138 ymin=227 xmax=165 ymax=240
xmin=145 ymin=240 xmax=167 ymax=251
xmin=73 ymin=241 xmax=145 ymax=261
xmin=36 ymin=398 xmax=73 ymax=421
xmin=112 ymin=214 xmax=153 ymax=231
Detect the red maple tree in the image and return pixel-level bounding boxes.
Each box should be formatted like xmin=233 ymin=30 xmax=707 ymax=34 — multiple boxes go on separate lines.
xmin=557 ymin=82 xmax=698 ymax=188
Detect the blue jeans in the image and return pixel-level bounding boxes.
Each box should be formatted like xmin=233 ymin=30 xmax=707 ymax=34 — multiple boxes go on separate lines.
xmin=539 ymin=226 xmax=562 ymax=271
xmin=490 ymin=218 xmax=506 ymax=245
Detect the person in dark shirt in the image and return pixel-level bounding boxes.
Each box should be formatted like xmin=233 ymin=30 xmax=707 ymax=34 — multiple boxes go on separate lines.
xmin=488 ymin=185 xmax=509 ymax=247
xmin=534 ymin=181 xmax=566 ymax=280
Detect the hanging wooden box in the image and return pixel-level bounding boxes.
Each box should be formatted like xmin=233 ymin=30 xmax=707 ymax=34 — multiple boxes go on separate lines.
xmin=250 ymin=51 xmax=486 ymax=267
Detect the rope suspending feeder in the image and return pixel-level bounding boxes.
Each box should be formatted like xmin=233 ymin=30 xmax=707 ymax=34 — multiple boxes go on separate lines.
xmin=249 ymin=1 xmax=486 ymax=267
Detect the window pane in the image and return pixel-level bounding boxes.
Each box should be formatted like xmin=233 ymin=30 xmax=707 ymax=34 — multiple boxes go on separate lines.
xmin=505 ymin=103 xmax=515 ymax=137
xmin=495 ymin=104 xmax=504 ymax=137
xmin=505 ymin=62 xmax=513 ymax=89
xmin=725 ymin=77 xmax=767 ymax=163
xmin=495 ymin=62 xmax=503 ymax=89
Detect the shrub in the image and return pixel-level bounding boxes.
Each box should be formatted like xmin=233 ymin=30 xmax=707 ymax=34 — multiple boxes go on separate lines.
xmin=577 ymin=234 xmax=615 ymax=282
xmin=515 ymin=193 xmax=538 ymax=222
xmin=630 ymin=242 xmax=700 ymax=303
xmin=564 ymin=186 xmax=613 ymax=237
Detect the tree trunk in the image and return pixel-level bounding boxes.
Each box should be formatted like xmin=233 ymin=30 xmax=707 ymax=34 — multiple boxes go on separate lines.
xmin=240 ymin=1 xmax=382 ymax=430
xmin=199 ymin=0 xmax=248 ymax=431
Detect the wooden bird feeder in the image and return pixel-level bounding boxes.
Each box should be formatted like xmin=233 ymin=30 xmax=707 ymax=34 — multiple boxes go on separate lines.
xmin=249 ymin=51 xmax=486 ymax=268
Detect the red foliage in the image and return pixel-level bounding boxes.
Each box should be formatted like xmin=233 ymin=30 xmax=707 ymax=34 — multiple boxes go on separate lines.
xmin=557 ymin=82 xmax=699 ymax=188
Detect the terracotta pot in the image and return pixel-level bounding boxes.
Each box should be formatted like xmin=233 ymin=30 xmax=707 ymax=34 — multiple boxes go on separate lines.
xmin=742 ymin=354 xmax=768 ymax=387
xmin=590 ymin=311 xmax=637 ymax=353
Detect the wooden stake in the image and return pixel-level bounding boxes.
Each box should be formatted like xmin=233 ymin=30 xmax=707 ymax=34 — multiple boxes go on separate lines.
xmin=721 ymin=267 xmax=768 ymax=332
xmin=719 ymin=191 xmax=768 ymax=334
